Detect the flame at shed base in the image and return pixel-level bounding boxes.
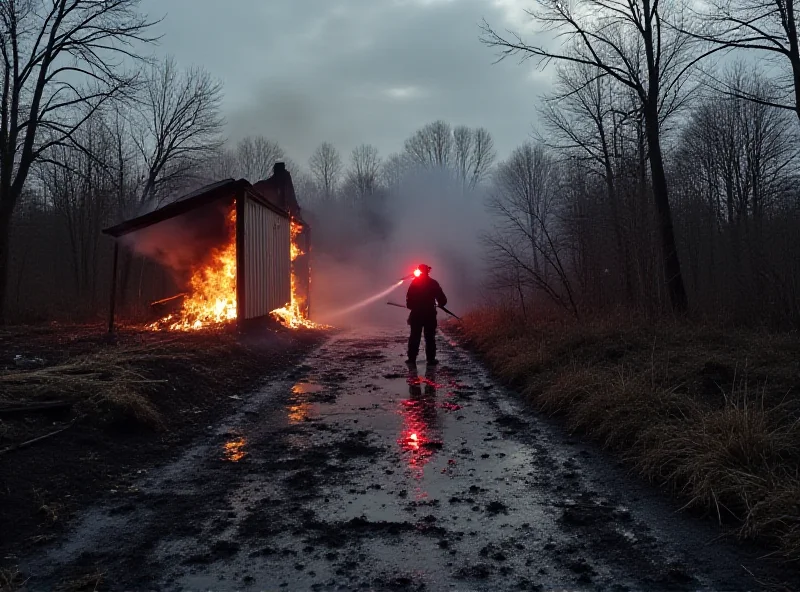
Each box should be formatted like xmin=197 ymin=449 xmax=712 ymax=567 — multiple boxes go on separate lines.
xmin=271 ymin=289 xmax=328 ymax=329
xmin=147 ymin=210 xmax=324 ymax=332
xmin=148 ymin=206 xmax=237 ymax=332
xmin=270 ymin=219 xmax=327 ymax=329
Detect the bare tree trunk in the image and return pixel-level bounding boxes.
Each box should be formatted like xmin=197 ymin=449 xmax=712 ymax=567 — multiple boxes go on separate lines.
xmin=644 ymin=105 xmax=689 ymax=312
xmin=0 ymin=204 xmax=11 ymax=322
xmin=600 ymin=120 xmax=632 ymax=305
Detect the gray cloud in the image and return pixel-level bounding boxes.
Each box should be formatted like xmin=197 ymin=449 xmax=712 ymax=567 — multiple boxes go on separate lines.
xmin=139 ymin=0 xmax=551 ymax=166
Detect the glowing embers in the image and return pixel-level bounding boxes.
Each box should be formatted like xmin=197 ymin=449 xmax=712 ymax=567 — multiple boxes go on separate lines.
xmin=222 ymin=436 xmax=247 ymax=462
xmin=149 ymin=205 xmax=237 ymax=331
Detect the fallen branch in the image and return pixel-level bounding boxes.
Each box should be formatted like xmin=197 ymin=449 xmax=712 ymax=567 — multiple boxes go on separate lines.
xmin=150 ymin=293 xmax=186 ymax=307
xmin=0 ymin=419 xmax=80 ymax=456
xmin=0 ymin=401 xmax=73 ymax=416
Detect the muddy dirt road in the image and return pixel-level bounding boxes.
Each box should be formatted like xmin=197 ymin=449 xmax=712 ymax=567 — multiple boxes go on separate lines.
xmin=18 ymin=330 xmax=799 ymax=591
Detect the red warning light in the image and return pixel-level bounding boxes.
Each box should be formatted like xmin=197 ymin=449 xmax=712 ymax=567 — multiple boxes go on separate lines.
xmin=413 ymin=269 xmax=422 ymax=278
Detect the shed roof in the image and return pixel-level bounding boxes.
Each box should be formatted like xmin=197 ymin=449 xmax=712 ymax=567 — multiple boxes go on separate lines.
xmin=102 ymin=171 xmax=314 ymax=239
xmin=102 ymin=179 xmax=249 ymax=238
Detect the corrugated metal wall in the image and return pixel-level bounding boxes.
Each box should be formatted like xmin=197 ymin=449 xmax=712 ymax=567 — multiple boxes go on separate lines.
xmin=242 ymin=195 xmax=291 ymax=319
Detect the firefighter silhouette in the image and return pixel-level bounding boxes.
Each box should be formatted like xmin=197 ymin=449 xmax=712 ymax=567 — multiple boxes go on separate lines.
xmin=405 ymin=264 xmax=447 ymax=365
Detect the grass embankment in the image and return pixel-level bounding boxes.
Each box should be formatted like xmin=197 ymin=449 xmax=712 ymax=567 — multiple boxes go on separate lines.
xmin=0 ymin=322 xmax=324 ymax=572
xmin=456 ymin=309 xmax=800 ymax=561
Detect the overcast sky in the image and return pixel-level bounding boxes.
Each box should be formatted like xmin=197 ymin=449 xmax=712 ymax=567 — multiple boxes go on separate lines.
xmin=138 ymin=0 xmax=551 ymax=167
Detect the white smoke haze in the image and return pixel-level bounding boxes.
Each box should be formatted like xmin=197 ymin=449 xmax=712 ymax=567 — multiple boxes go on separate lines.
xmin=307 ymin=167 xmax=492 ymax=328
xmin=119 ymin=199 xmax=233 ymax=274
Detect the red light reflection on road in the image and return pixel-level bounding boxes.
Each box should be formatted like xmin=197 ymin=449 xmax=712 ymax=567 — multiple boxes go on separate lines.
xmin=398 ymin=368 xmax=443 ymax=473
xmin=408 ymin=376 xmax=444 ymax=390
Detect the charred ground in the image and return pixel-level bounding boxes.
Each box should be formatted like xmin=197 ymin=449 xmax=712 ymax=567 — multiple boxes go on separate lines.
xmin=0 ymin=322 xmax=325 ymax=579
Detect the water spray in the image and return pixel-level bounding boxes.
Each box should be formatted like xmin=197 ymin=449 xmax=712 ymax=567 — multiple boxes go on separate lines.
xmin=323 ymin=281 xmax=405 ymax=319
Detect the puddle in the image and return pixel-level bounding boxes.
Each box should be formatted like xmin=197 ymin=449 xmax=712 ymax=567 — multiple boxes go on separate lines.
xmin=287 ymin=400 xmax=312 ymax=423
xmin=397 ymin=371 xmax=445 ymax=473
xmin=287 ymin=383 xmax=323 ymax=423
xmin=222 ymin=437 xmax=247 ymax=462
xmin=292 ymin=382 xmax=324 ymax=394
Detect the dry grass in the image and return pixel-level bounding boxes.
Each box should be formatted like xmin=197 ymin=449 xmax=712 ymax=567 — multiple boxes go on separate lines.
xmin=0 ymin=568 xmax=26 ymax=592
xmin=56 ymin=570 xmax=105 ymax=592
xmin=0 ymin=331 xmax=246 ymax=431
xmin=457 ymin=308 xmax=800 ymax=561
xmin=0 ymin=345 xmax=178 ymax=429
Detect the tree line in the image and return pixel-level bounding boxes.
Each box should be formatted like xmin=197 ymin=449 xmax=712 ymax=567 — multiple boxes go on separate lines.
xmin=480 ymin=0 xmax=800 ymax=326
xmin=4 ymin=0 xmax=800 ymax=326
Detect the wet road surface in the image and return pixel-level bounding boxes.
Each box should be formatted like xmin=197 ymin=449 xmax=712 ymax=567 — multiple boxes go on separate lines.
xmin=20 ymin=330 xmax=799 ymax=591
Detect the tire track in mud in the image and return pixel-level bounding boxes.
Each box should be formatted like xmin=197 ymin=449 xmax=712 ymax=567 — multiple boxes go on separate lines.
xmin=19 ymin=330 xmax=798 ymax=591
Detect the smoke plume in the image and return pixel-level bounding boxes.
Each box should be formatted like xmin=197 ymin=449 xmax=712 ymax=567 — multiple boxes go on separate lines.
xmin=306 ymin=168 xmax=491 ymax=327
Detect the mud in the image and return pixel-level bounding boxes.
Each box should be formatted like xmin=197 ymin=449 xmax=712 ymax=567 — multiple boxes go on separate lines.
xmin=15 ymin=329 xmax=800 ymax=591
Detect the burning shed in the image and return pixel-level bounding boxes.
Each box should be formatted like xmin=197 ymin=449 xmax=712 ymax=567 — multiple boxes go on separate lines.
xmin=102 ymin=167 xmax=313 ymax=332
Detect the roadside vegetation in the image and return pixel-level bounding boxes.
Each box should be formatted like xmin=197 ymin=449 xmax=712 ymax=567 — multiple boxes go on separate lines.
xmin=456 ymin=310 xmax=800 ymax=561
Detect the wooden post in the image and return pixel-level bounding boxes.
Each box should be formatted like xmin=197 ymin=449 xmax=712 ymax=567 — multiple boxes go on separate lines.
xmin=108 ymin=242 xmax=119 ymax=334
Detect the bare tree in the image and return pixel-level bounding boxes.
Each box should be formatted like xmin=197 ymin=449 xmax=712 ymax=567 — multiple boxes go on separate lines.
xmin=382 ymin=152 xmax=408 ymax=191
xmin=0 ymin=0 xmax=157 ymax=320
xmin=470 ymin=127 xmax=496 ymax=189
xmin=132 ymin=56 xmax=224 ymax=208
xmin=39 ymin=112 xmax=116 ymax=312
xmin=486 ymin=143 xmax=579 ymax=316
xmin=683 ymin=67 xmax=798 ymax=226
xmin=200 ymin=145 xmax=237 ymax=184
xmin=453 ymin=125 xmax=496 ymax=192
xmin=345 ymin=144 xmax=381 ymax=205
xmin=290 ymin=166 xmax=318 ymax=206
xmin=481 ymin=0 xmax=718 ymax=312
xmin=685 ymin=0 xmax=800 ymax=124
xmin=107 ymin=105 xmax=140 ymax=216
xmin=539 ymin=61 xmax=637 ymax=301
xmin=453 ymin=125 xmax=472 ymax=188
xmin=669 ymin=70 xmax=800 ymax=321
xmin=309 ymin=141 xmax=342 ymax=201
xmin=404 ymin=120 xmax=453 ymax=169
xmin=232 ymin=136 xmax=285 ymax=181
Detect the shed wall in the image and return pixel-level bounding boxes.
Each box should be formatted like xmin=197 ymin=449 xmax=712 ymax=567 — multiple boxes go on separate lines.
xmin=242 ymin=195 xmax=291 ymax=319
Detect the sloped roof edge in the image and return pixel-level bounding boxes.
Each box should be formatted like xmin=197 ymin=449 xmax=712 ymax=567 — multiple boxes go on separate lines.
xmin=102 ymin=179 xmax=250 ymax=238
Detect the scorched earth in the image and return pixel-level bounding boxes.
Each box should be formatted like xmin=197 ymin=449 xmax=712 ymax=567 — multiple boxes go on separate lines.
xmin=17 ymin=329 xmax=798 ymax=591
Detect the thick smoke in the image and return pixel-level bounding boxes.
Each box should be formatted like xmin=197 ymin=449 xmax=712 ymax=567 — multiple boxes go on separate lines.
xmin=118 ymin=198 xmax=234 ymax=297
xmin=306 ymin=168 xmax=491 ymax=328
xmin=119 ymin=199 xmax=232 ymax=269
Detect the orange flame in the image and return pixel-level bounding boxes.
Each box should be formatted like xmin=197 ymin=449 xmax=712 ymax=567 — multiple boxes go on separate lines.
xmin=148 ymin=209 xmax=325 ymax=331
xmin=148 ymin=206 xmax=237 ymax=331
xmin=270 ymin=218 xmax=327 ymax=329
